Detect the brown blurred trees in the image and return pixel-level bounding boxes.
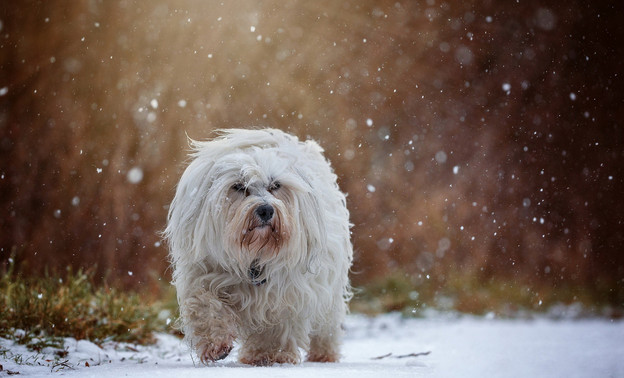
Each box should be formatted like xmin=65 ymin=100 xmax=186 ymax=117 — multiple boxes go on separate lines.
xmin=1 ymin=1 xmax=622 ymax=301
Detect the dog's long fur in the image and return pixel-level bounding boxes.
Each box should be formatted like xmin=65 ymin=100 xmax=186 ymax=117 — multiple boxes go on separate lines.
xmin=164 ymin=128 xmax=353 ymax=365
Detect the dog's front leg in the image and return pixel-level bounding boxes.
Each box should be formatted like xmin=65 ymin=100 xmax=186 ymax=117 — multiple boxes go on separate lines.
xmin=180 ymin=289 xmax=238 ymax=364
xmin=238 ymin=323 xmax=302 ymax=366
xmin=307 ymin=330 xmax=341 ymax=362
xmin=307 ymin=300 xmax=348 ymax=362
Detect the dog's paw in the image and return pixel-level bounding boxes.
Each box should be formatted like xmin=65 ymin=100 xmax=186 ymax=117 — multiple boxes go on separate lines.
xmin=239 ymin=350 xmax=299 ymax=366
xmin=199 ymin=342 xmax=233 ymax=364
xmin=306 ymin=351 xmax=339 ymax=363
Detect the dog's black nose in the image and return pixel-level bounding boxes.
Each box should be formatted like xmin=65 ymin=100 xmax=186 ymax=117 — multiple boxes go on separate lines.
xmin=255 ymin=204 xmax=274 ymax=222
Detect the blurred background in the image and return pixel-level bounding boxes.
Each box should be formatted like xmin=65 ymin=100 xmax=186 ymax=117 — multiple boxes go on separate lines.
xmin=1 ymin=0 xmax=623 ymax=314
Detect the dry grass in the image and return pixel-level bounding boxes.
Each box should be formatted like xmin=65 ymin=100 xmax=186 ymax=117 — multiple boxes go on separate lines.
xmin=351 ymin=270 xmax=623 ymax=318
xmin=0 ymin=259 xmax=178 ymax=350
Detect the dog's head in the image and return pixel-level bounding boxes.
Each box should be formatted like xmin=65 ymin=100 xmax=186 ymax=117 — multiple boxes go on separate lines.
xmin=165 ymin=128 xmax=334 ymax=284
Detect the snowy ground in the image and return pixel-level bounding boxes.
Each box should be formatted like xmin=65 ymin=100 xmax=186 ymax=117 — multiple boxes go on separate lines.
xmin=1 ymin=313 xmax=623 ymax=378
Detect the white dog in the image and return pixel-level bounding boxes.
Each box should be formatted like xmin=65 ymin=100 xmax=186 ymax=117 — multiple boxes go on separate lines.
xmin=164 ymin=128 xmax=353 ymax=365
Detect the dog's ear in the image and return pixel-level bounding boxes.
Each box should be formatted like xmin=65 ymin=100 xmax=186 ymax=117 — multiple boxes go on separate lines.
xmin=289 ymin=140 xmax=336 ymax=273
xmin=290 ymin=137 xmax=353 ymax=275
xmin=165 ymin=138 xmax=223 ymax=266
xmin=292 ymin=187 xmax=327 ymax=274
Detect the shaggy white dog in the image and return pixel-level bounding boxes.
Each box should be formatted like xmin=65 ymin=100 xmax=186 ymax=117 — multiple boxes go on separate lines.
xmin=164 ymin=128 xmax=353 ymax=365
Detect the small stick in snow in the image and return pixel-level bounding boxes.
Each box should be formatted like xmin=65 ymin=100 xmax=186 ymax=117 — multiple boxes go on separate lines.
xmin=371 ymin=352 xmax=393 ymax=360
xmin=396 ymin=351 xmax=431 ymax=358
xmin=371 ymin=351 xmax=431 ymax=360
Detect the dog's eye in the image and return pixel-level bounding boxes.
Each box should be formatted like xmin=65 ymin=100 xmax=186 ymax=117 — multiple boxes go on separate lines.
xmin=269 ymin=181 xmax=281 ymax=192
xmin=232 ymin=183 xmax=246 ymax=192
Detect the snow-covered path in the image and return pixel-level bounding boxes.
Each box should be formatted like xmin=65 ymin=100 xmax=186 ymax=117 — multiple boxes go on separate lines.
xmin=2 ymin=314 xmax=623 ymax=377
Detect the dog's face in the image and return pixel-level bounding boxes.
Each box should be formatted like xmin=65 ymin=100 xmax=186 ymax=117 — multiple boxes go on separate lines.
xmin=166 ymin=129 xmax=333 ymax=285
xmin=228 ymin=179 xmax=289 ymax=257
xmin=218 ymin=150 xmax=295 ymax=263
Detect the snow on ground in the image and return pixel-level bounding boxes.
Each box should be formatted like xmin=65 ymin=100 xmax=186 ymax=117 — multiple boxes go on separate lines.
xmin=2 ymin=313 xmax=623 ymax=378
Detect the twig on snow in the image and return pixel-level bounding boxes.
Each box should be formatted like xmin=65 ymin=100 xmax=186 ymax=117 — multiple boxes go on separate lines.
xmin=396 ymin=351 xmax=431 ymax=358
xmin=371 ymin=351 xmax=431 ymax=360
xmin=371 ymin=352 xmax=393 ymax=360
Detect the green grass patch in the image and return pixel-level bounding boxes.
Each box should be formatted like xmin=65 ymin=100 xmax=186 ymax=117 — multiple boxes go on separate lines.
xmin=0 ymin=261 xmax=179 ymax=351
